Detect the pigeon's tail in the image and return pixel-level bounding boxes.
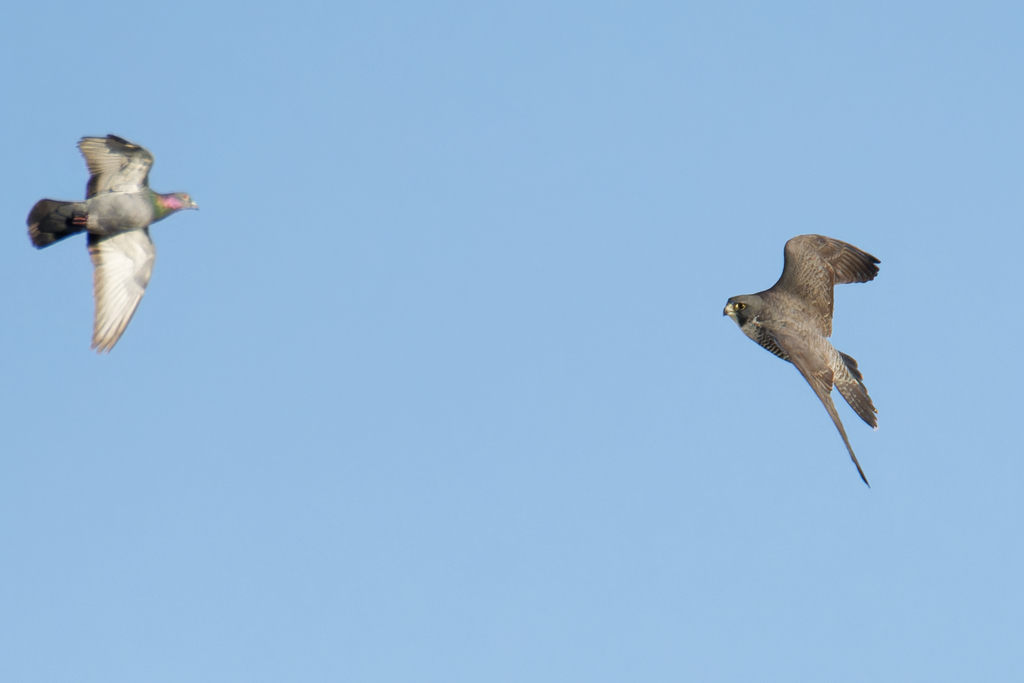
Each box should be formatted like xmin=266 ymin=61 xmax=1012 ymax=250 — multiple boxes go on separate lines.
xmin=27 ymin=199 xmax=88 ymax=248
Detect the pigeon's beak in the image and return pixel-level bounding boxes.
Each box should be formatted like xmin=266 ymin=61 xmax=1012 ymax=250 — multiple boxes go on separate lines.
xmin=189 ymin=200 xmax=199 ymax=210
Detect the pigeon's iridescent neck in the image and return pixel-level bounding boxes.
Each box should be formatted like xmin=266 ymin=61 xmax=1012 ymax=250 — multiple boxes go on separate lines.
xmin=152 ymin=193 xmax=184 ymax=220
xmin=159 ymin=194 xmax=186 ymax=211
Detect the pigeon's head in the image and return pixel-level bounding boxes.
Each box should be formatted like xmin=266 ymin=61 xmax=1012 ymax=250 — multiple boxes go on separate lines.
xmin=161 ymin=192 xmax=199 ymax=212
xmin=723 ymin=295 xmax=762 ymax=327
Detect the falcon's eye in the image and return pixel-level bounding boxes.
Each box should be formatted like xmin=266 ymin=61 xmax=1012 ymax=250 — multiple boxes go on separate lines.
xmin=736 ymin=303 xmax=746 ymax=310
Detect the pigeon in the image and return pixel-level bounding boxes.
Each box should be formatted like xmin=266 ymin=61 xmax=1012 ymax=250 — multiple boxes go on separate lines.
xmin=724 ymin=235 xmax=880 ymax=486
xmin=27 ymin=135 xmax=197 ymax=352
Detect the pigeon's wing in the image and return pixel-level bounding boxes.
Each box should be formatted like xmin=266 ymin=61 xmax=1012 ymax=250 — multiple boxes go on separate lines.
xmin=78 ymin=135 xmax=154 ymax=198
xmin=771 ymin=235 xmax=879 ymax=337
xmin=88 ymin=229 xmax=156 ymax=352
xmin=772 ymin=327 xmax=870 ymax=487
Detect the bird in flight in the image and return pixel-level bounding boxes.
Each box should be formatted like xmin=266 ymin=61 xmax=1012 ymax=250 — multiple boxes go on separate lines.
xmin=28 ymin=135 xmax=198 ymax=352
xmin=724 ymin=235 xmax=880 ymax=486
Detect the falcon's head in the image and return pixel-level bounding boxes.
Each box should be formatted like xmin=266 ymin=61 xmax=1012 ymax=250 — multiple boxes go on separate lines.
xmin=723 ymin=295 xmax=762 ymax=327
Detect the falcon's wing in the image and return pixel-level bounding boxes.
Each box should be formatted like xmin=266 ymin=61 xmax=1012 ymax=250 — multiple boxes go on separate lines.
xmin=772 ymin=327 xmax=871 ymax=487
xmin=771 ymin=235 xmax=879 ymax=337
xmin=78 ymin=135 xmax=154 ymax=198
xmin=88 ymin=229 xmax=156 ymax=352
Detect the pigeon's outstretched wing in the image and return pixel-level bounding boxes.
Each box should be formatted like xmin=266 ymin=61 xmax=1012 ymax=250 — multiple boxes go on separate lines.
xmin=78 ymin=135 xmax=154 ymax=198
xmin=88 ymin=229 xmax=156 ymax=352
xmin=771 ymin=235 xmax=879 ymax=337
xmin=771 ymin=327 xmax=871 ymax=487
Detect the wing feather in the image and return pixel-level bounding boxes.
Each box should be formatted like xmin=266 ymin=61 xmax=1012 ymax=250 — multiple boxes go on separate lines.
xmin=772 ymin=328 xmax=871 ymax=486
xmin=78 ymin=135 xmax=154 ymax=198
xmin=88 ymin=229 xmax=156 ymax=352
xmin=771 ymin=235 xmax=879 ymax=337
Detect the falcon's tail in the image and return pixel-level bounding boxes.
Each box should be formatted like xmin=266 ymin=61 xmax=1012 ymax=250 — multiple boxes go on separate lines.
xmin=27 ymin=199 xmax=88 ymax=248
xmin=834 ymin=351 xmax=878 ymax=429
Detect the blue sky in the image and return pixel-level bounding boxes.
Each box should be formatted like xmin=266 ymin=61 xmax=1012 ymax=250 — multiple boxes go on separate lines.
xmin=2 ymin=1 xmax=1023 ymax=681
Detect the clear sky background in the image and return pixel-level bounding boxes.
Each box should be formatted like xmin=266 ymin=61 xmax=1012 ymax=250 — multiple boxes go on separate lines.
xmin=2 ymin=1 xmax=1022 ymax=681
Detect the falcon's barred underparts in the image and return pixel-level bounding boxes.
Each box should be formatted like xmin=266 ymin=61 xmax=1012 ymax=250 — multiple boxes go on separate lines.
xmin=724 ymin=235 xmax=880 ymax=486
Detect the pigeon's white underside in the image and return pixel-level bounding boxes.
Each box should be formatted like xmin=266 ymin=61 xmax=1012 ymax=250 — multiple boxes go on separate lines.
xmin=88 ymin=229 xmax=156 ymax=352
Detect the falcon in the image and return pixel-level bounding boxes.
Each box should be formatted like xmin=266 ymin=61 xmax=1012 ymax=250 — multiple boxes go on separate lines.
xmin=723 ymin=235 xmax=880 ymax=486
xmin=27 ymin=135 xmax=198 ymax=352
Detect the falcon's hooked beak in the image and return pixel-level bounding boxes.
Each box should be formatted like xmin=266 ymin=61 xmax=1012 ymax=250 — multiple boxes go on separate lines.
xmin=723 ymin=302 xmax=743 ymax=325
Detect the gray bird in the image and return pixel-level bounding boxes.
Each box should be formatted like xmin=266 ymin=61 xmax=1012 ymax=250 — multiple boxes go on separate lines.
xmin=27 ymin=135 xmax=198 ymax=352
xmin=724 ymin=235 xmax=880 ymax=486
